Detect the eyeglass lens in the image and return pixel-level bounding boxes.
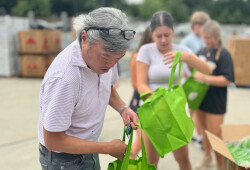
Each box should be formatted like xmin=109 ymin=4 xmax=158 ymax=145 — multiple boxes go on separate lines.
xmin=108 ymin=29 xmax=121 ymax=36
xmin=108 ymin=29 xmax=135 ymax=40
xmin=87 ymin=27 xmax=135 ymax=40
xmin=124 ymin=30 xmax=135 ymax=39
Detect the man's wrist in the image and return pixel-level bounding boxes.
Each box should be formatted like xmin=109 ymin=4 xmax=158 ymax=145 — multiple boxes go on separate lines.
xmin=119 ymin=105 xmax=128 ymax=115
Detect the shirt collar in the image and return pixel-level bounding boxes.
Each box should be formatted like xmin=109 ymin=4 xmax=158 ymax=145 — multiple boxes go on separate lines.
xmin=71 ymin=40 xmax=88 ymax=68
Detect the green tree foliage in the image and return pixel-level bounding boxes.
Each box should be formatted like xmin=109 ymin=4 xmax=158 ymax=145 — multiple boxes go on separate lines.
xmin=133 ymin=0 xmax=189 ymax=22
xmin=184 ymin=0 xmax=212 ymax=13
xmin=137 ymin=0 xmax=166 ymax=19
xmin=0 ymin=0 xmax=17 ymax=15
xmin=163 ymin=0 xmax=189 ymax=22
xmin=126 ymin=4 xmax=141 ymax=18
xmin=230 ymin=9 xmax=243 ymax=24
xmin=102 ymin=0 xmax=128 ymax=9
xmin=11 ymin=0 xmax=51 ymax=17
xmin=50 ymin=0 xmax=127 ymax=16
xmin=50 ymin=0 xmax=99 ymax=16
xmin=1 ymin=0 xmax=250 ymax=24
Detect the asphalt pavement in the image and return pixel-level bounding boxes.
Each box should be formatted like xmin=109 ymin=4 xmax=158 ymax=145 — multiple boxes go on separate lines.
xmin=0 ymin=77 xmax=250 ymax=170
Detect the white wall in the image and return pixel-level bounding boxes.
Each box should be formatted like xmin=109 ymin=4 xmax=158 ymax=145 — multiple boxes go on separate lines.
xmin=0 ymin=16 xmax=30 ymax=77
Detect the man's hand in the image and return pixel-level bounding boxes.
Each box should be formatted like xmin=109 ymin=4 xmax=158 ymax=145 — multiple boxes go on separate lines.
xmin=109 ymin=139 xmax=127 ymax=160
xmin=120 ymin=107 xmax=139 ymax=130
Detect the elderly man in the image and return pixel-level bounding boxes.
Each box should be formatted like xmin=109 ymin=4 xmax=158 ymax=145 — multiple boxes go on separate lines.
xmin=38 ymin=7 xmax=138 ymax=170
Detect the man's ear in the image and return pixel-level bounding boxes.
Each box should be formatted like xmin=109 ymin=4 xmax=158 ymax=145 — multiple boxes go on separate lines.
xmin=81 ymin=30 xmax=88 ymax=48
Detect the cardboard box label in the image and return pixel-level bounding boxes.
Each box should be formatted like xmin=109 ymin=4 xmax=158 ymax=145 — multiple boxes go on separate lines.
xmin=26 ymin=37 xmax=36 ymax=44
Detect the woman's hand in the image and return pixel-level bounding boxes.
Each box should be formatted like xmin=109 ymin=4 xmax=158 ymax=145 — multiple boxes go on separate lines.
xmin=163 ymin=51 xmax=212 ymax=75
xmin=194 ymin=72 xmax=206 ymax=82
xmin=162 ymin=51 xmax=190 ymax=67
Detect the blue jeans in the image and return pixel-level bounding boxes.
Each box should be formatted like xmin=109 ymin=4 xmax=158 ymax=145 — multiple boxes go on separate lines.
xmin=39 ymin=144 xmax=100 ymax=170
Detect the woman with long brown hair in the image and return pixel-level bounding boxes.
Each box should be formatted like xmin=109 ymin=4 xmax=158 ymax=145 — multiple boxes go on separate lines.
xmin=136 ymin=11 xmax=212 ymax=169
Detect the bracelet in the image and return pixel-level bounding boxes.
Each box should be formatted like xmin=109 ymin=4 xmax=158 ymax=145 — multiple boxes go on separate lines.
xmin=119 ymin=105 xmax=128 ymax=115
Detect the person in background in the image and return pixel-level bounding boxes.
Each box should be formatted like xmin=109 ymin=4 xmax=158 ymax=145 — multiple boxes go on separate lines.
xmin=180 ymin=11 xmax=210 ymax=150
xmin=136 ymin=11 xmax=212 ymax=169
xmin=194 ymin=20 xmax=234 ymax=170
xmin=38 ymin=7 xmax=139 ymax=170
xmin=129 ymin=26 xmax=153 ymax=159
xmin=181 ymin=11 xmax=210 ymax=54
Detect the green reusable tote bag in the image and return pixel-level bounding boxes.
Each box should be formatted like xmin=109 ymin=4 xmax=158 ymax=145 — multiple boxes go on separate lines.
xmin=107 ymin=123 xmax=156 ymax=170
xmin=137 ymin=51 xmax=195 ymax=157
xmin=182 ymin=69 xmax=209 ymax=110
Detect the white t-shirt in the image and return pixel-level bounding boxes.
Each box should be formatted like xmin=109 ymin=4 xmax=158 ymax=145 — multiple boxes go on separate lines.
xmin=38 ymin=40 xmax=118 ymax=147
xmin=137 ymin=42 xmax=192 ymax=91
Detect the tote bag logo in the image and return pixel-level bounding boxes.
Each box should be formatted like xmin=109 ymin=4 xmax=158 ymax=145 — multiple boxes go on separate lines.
xmin=188 ymin=92 xmax=198 ymax=101
xmin=183 ymin=70 xmax=209 ymax=111
xmin=185 ymin=102 xmax=191 ymax=118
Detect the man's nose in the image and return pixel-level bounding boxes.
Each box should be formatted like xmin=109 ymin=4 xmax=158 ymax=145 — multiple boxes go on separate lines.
xmin=161 ymin=37 xmax=167 ymax=42
xmin=105 ymin=60 xmax=116 ymax=68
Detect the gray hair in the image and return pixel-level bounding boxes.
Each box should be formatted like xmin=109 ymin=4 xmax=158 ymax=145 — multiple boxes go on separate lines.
xmin=150 ymin=11 xmax=174 ymax=32
xmin=73 ymin=7 xmax=130 ymax=52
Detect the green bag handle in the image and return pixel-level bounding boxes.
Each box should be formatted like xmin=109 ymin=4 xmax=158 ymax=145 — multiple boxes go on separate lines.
xmin=140 ymin=92 xmax=151 ymax=102
xmin=119 ymin=120 xmax=150 ymax=170
xmin=140 ymin=51 xmax=182 ymax=100
xmin=139 ymin=87 xmax=165 ymax=102
xmin=139 ymin=120 xmax=149 ymax=170
xmin=168 ymin=51 xmax=182 ymax=91
xmin=120 ymin=127 xmax=133 ymax=170
xmin=192 ymin=68 xmax=198 ymax=75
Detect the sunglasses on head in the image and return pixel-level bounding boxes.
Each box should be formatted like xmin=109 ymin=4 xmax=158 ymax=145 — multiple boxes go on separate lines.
xmin=86 ymin=27 xmax=136 ymax=40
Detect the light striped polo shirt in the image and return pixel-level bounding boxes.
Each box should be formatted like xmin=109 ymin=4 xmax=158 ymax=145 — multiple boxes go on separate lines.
xmin=38 ymin=40 xmax=119 ymax=146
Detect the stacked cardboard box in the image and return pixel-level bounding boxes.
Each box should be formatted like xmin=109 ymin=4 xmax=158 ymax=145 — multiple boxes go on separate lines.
xmin=20 ymin=54 xmax=56 ymax=78
xmin=226 ymin=37 xmax=250 ymax=86
xmin=19 ymin=29 xmax=62 ymax=77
